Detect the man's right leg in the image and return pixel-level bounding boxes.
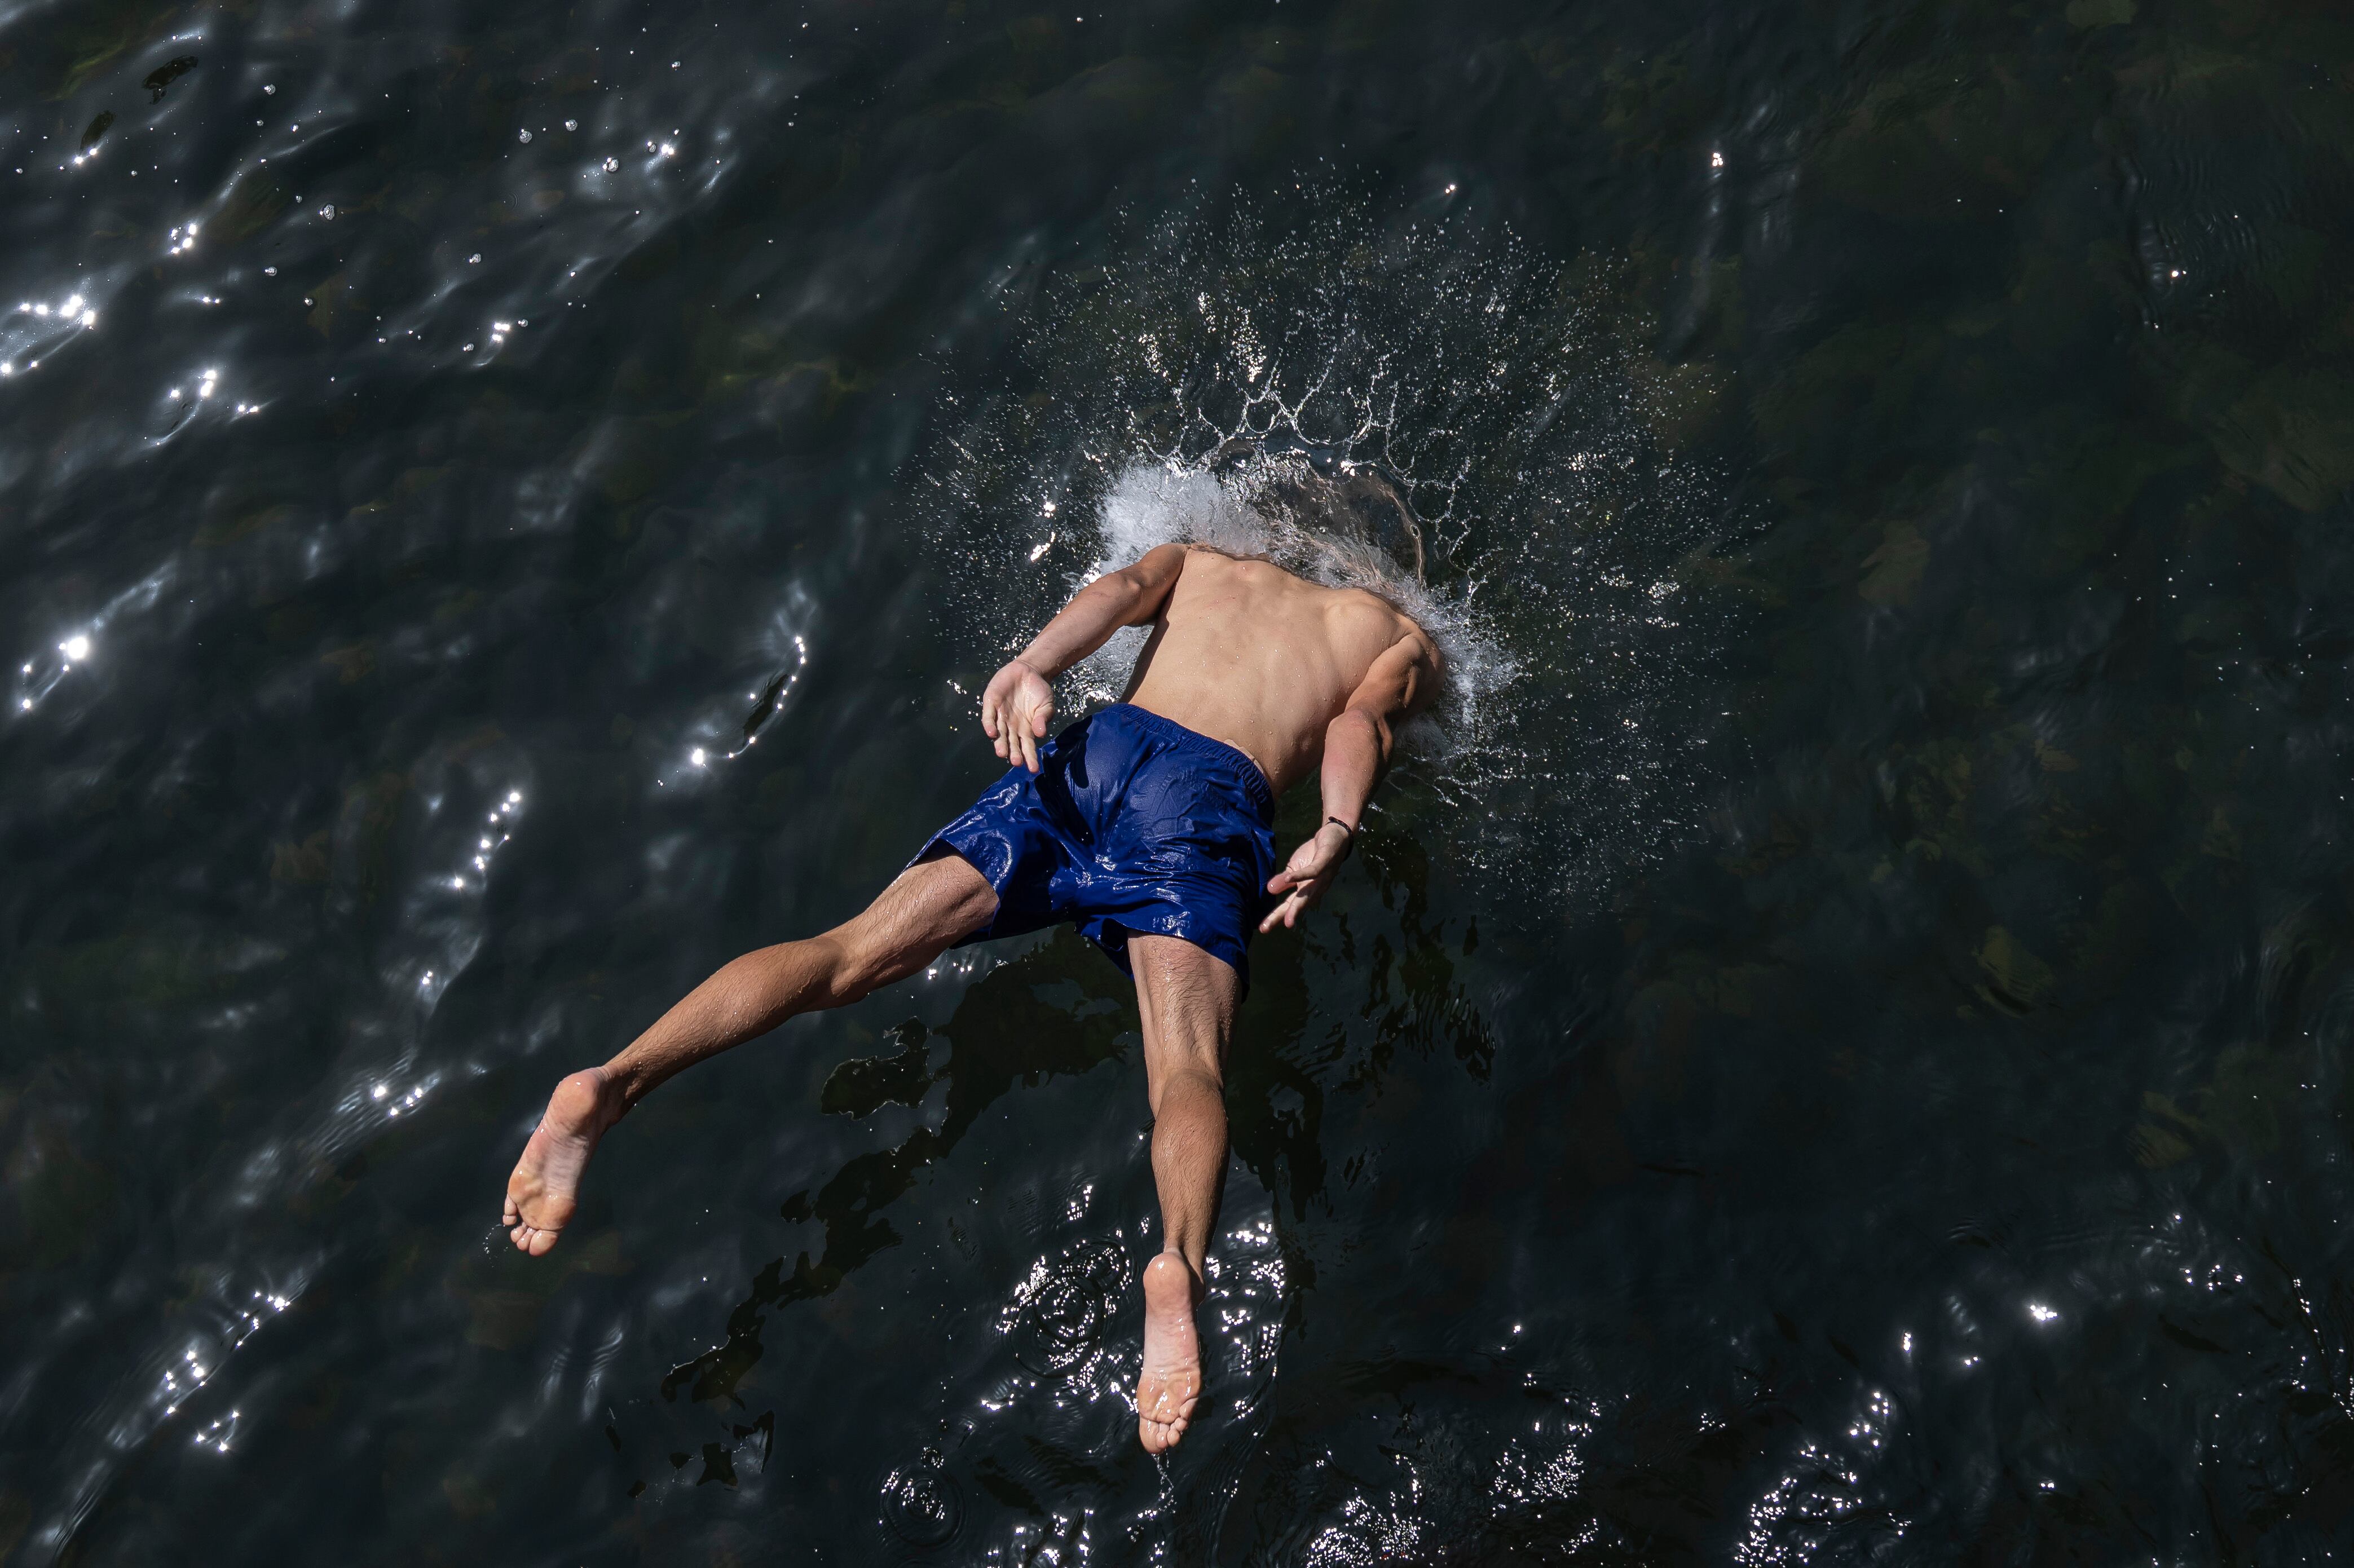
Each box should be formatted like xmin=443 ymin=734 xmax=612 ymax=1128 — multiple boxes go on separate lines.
xmin=1127 ymin=933 xmax=1242 ymax=1455
xmin=502 ymin=851 xmax=997 ymax=1255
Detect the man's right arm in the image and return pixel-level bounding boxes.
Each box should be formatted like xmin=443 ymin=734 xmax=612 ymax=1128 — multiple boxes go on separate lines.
xmin=982 ymin=543 xmax=1188 ymax=771
xmin=1260 ymin=627 xmax=1440 ymax=931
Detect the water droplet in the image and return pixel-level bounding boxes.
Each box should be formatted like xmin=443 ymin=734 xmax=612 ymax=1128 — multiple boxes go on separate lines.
xmin=1008 ymin=1242 xmax=1123 ymax=1377
xmin=879 ymin=1456 xmax=960 ymax=1547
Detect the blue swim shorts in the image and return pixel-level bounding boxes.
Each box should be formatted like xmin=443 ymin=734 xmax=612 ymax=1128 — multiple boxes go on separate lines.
xmin=913 ymin=703 xmax=1279 ymax=991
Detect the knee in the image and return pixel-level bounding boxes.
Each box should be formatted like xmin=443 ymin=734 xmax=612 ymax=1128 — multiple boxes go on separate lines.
xmin=822 ymin=926 xmax=901 ymax=1004
xmin=1149 ymin=1063 xmax=1225 ymax=1120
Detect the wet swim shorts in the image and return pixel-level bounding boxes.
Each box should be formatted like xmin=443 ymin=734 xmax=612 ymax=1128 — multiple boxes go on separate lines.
xmin=913 ymin=703 xmax=1279 ymax=991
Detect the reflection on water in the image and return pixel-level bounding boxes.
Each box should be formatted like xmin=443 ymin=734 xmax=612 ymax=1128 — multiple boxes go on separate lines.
xmin=5 ymin=0 xmax=2354 ymax=1561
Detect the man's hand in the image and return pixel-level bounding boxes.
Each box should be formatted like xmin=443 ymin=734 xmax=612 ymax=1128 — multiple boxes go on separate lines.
xmin=1259 ymin=821 xmax=1354 ymax=933
xmin=981 ymin=658 xmax=1055 ymax=772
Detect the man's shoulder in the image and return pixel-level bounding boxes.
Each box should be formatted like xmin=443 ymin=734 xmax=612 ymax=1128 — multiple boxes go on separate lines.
xmin=1325 ymin=584 xmax=1433 ymax=644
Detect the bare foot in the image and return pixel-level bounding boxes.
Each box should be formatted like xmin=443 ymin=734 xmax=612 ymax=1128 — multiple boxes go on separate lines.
xmin=502 ymin=1068 xmax=623 ymax=1256
xmin=1136 ymin=1251 xmax=1202 ymax=1454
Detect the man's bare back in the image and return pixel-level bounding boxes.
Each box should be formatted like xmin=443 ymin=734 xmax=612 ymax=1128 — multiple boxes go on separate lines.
xmin=505 ymin=537 xmax=1438 ymax=1455
xmin=1121 ymin=547 xmax=1434 ymax=794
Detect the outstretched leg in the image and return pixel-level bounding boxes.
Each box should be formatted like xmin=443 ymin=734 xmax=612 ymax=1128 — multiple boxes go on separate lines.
xmin=503 ymin=852 xmax=997 ymax=1255
xmin=1126 ymin=934 xmax=1241 ymax=1455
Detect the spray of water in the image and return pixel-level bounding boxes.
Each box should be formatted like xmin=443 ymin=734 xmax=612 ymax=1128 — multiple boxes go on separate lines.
xmin=1069 ymin=453 xmax=1497 ymax=747
xmin=920 ymin=183 xmax=1745 ymax=901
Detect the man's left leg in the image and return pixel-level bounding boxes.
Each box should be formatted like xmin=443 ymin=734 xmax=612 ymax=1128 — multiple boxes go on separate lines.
xmin=1127 ymin=933 xmax=1241 ymax=1455
xmin=502 ymin=854 xmax=997 ymax=1255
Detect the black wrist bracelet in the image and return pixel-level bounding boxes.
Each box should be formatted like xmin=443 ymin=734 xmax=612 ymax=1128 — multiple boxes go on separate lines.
xmin=1325 ymin=816 xmax=1357 ymax=860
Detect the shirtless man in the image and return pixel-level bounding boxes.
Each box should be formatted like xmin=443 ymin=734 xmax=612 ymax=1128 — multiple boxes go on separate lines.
xmin=502 ymin=541 xmax=1439 ymax=1454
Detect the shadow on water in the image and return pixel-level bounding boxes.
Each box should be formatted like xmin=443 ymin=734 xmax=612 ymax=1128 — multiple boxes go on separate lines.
xmin=658 ymin=931 xmax=1136 ymax=1409
xmin=657 ymin=818 xmax=1492 ymax=1419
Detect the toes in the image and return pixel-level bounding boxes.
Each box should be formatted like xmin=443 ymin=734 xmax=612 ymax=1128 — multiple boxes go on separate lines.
xmin=524 ymin=1225 xmax=559 ymax=1257
xmin=1135 ymin=1381 xmax=1201 ymax=1452
xmin=1137 ymin=1414 xmax=1189 ymax=1454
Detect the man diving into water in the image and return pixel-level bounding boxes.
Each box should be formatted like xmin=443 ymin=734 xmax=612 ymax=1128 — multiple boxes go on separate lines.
xmin=502 ymin=538 xmax=1439 ymax=1454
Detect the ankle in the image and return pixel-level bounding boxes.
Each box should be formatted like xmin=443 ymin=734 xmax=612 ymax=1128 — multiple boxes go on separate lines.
xmin=1147 ymin=1249 xmax=1205 ymax=1298
xmin=549 ymin=1067 xmax=624 ymax=1134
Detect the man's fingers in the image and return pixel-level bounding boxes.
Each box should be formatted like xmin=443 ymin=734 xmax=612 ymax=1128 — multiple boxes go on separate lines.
xmin=1282 ymin=874 xmax=1330 ymax=928
xmin=1260 ymin=887 xmax=1311 ymax=933
xmin=1260 ymin=823 xmax=1358 ymax=930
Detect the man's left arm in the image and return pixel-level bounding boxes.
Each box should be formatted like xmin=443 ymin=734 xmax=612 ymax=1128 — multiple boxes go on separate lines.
xmin=1260 ymin=629 xmax=1440 ymax=933
xmin=982 ymin=544 xmax=1189 ymax=772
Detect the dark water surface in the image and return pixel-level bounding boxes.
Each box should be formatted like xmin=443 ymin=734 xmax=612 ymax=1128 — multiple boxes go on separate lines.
xmin=7 ymin=0 xmax=2354 ymax=1560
